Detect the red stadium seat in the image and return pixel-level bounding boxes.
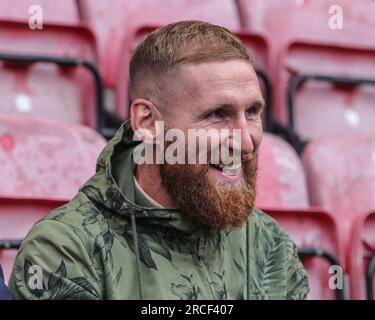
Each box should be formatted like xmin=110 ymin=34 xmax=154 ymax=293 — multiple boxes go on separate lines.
xmin=348 ymin=211 xmax=375 ymax=299
xmin=0 ymin=20 xmax=102 ymax=129
xmin=0 ymin=198 xmax=66 ymax=283
xmin=0 ymin=115 xmax=106 ymax=199
xmin=0 ymin=115 xmax=105 ymax=282
xmin=279 ymin=41 xmax=375 ymax=142
xmin=263 ymin=208 xmax=344 ymax=300
xmin=256 ymin=133 xmax=309 ymax=208
xmin=302 ymin=133 xmax=375 ymax=272
xmin=257 ymin=134 xmax=345 ymax=299
xmin=237 ymin=0 xmax=375 ymax=146
xmin=78 ymin=0 xmax=242 ymax=119
xmin=237 ymin=0 xmax=375 ymax=48
xmin=0 ymin=0 xmax=79 ymax=24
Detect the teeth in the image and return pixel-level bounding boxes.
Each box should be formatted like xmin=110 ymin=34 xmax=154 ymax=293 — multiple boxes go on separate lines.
xmin=210 ymin=162 xmax=242 ymax=176
xmin=222 ymin=165 xmax=241 ymax=176
xmin=210 ymin=163 xmax=225 ymax=169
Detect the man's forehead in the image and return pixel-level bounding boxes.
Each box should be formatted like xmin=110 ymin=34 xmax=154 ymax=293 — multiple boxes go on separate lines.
xmin=180 ymin=60 xmax=257 ymax=81
xmin=174 ymin=60 xmax=259 ymax=95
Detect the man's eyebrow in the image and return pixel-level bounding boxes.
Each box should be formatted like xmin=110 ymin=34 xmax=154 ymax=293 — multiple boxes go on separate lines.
xmin=200 ymin=104 xmax=228 ymax=117
xmin=200 ymin=97 xmax=265 ymax=117
xmin=253 ymin=97 xmax=265 ymax=109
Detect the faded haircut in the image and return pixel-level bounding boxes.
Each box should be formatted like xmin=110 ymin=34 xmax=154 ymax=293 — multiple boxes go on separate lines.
xmin=129 ymin=20 xmax=252 ymax=99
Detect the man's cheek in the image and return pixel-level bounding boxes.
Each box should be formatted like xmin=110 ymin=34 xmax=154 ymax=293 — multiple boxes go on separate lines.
xmin=252 ymin=127 xmax=263 ymax=153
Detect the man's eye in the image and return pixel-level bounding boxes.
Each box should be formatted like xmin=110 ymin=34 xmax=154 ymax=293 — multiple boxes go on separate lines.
xmin=245 ymin=106 xmax=258 ymax=119
xmin=207 ymin=110 xmax=224 ymax=120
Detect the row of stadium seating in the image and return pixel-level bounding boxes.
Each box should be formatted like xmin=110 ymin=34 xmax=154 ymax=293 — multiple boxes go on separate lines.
xmin=2 ymin=0 xmax=375 ymax=142
xmin=0 ymin=0 xmax=374 ymax=299
xmin=257 ymin=133 xmax=375 ymax=300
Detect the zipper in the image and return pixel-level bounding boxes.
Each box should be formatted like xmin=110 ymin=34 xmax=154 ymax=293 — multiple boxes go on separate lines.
xmin=196 ymin=234 xmax=216 ymax=299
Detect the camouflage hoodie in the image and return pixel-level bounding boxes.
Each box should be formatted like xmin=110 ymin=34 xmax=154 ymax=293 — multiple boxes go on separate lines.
xmin=9 ymin=121 xmax=309 ymax=300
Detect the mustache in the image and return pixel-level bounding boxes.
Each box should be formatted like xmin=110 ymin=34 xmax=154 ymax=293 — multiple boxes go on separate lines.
xmin=241 ymin=151 xmax=257 ymax=163
xmin=207 ymin=150 xmax=257 ymax=165
xmin=181 ymin=152 xmax=257 ymax=169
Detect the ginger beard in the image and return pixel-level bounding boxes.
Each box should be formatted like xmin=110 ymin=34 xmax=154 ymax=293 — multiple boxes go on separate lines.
xmin=160 ymin=145 xmax=258 ymax=230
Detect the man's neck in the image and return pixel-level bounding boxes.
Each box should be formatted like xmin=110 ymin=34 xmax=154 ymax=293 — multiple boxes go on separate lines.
xmin=135 ymin=164 xmax=175 ymax=208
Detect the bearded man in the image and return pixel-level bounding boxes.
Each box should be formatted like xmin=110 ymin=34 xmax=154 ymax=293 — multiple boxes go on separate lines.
xmin=9 ymin=21 xmax=309 ymax=300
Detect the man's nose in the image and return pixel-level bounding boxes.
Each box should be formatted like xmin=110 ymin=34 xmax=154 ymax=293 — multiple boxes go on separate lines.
xmin=228 ymin=117 xmax=254 ymax=155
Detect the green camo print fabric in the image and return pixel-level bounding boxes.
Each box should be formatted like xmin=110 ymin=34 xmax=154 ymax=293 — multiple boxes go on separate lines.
xmin=9 ymin=121 xmax=309 ymax=300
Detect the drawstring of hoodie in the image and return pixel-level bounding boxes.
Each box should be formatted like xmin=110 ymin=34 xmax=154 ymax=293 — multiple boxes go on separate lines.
xmin=131 ymin=211 xmax=250 ymax=300
xmin=131 ymin=213 xmax=251 ymax=300
xmin=131 ymin=213 xmax=144 ymax=300
xmin=246 ymin=220 xmax=250 ymax=300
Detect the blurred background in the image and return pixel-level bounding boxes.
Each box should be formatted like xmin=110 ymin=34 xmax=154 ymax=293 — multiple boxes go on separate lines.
xmin=0 ymin=0 xmax=374 ymax=300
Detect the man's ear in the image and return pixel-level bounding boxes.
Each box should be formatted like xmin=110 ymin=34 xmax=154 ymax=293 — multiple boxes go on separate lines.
xmin=130 ymin=98 xmax=162 ymax=143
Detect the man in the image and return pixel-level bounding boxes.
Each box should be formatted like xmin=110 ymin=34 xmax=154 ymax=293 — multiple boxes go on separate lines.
xmin=0 ymin=265 xmax=12 ymax=300
xmin=9 ymin=21 xmax=309 ymax=299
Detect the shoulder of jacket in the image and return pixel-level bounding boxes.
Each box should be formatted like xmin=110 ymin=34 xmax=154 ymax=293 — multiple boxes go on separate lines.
xmin=250 ymin=208 xmax=293 ymax=243
xmin=31 ymin=191 xmax=108 ymax=246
